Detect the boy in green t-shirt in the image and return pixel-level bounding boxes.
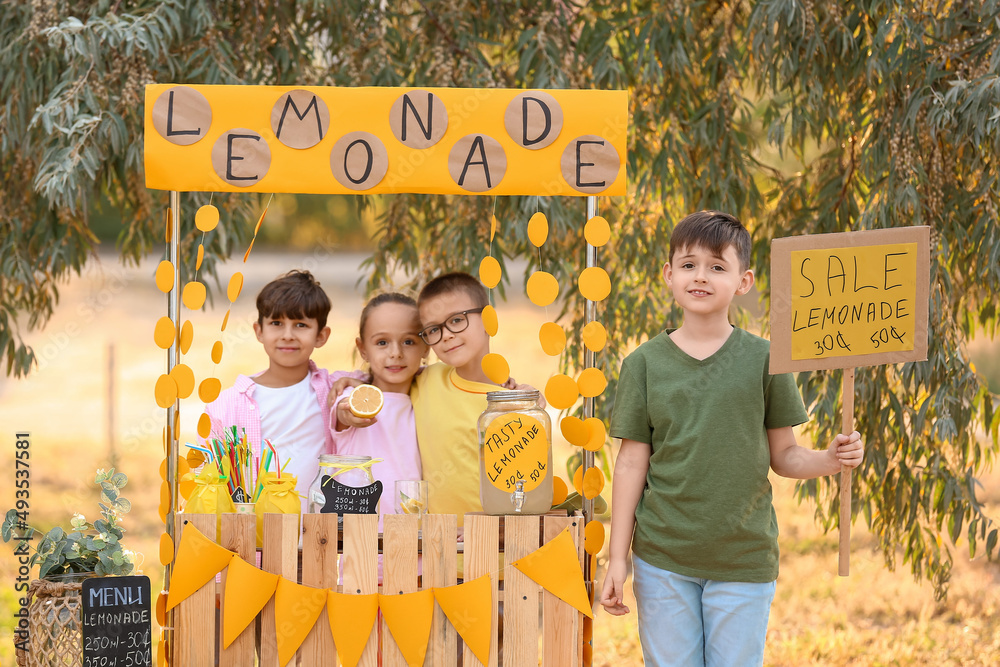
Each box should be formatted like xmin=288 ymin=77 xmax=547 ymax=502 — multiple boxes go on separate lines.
xmin=599 ymin=211 xmax=864 ymax=666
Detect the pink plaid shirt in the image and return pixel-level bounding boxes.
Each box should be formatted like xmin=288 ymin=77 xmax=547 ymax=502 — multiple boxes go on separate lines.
xmin=203 ymin=361 xmax=362 ymax=460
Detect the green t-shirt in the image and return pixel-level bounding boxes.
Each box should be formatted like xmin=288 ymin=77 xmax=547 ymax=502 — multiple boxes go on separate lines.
xmin=611 ymin=327 xmax=808 ymax=582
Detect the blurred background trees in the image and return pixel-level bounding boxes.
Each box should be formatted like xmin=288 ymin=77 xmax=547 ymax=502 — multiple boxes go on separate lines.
xmin=2 ymin=0 xmax=997 ymax=595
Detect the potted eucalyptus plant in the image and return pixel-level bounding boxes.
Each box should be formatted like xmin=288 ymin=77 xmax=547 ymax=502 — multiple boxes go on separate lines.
xmin=3 ymin=469 xmax=139 ymax=667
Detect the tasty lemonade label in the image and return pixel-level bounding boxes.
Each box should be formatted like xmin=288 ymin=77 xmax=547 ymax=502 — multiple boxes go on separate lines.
xmin=483 ymin=413 xmax=548 ymax=492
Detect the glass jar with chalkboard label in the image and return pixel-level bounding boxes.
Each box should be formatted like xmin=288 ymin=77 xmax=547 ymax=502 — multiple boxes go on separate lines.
xmin=307 ymin=454 xmax=382 ymax=516
xmin=477 ymin=389 xmax=553 ymax=515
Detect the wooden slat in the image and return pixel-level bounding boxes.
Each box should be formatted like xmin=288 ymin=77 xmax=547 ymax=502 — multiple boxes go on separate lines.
xmin=504 ymin=515 xmax=540 ymax=667
xmin=422 ymin=514 xmax=457 ymax=667
xmin=382 ymin=513 xmax=420 ymax=667
xmin=260 ymin=514 xmax=299 ymax=667
xmin=343 ymin=513 xmax=379 ymax=667
xmin=577 ymin=513 xmax=588 ymax=667
xmin=219 ymin=513 xmax=256 ymax=667
xmin=300 ymin=514 xmax=339 ymax=665
xmin=542 ymin=515 xmax=580 ymax=666
xmin=462 ymin=514 xmax=500 ymax=667
xmin=173 ymin=514 xmax=217 ymax=667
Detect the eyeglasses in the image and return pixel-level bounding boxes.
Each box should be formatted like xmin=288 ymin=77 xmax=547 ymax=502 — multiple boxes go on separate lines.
xmin=418 ymin=308 xmax=485 ymax=345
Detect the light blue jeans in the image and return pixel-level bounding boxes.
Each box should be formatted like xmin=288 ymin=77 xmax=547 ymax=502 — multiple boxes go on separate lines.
xmin=632 ymin=555 xmax=776 ymax=667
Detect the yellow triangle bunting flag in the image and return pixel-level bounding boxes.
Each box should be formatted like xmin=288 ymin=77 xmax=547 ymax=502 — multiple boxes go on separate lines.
xmin=222 ymin=555 xmax=279 ymax=648
xmin=274 ymin=577 xmax=329 ymax=667
xmin=512 ymin=528 xmax=593 ymax=618
xmin=165 ymin=522 xmax=235 ymax=611
xmin=379 ymin=589 xmax=434 ymax=667
xmin=327 ymin=590 xmax=378 ymax=667
xmin=432 ymin=574 xmax=493 ymax=665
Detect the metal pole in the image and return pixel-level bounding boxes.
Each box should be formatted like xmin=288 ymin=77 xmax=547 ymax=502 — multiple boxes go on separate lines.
xmin=582 ymin=196 xmax=597 ymax=532
xmin=163 ymin=191 xmax=181 ymax=657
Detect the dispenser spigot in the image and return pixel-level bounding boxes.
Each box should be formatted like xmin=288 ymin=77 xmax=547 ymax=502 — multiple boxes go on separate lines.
xmin=511 ymin=480 xmax=526 ymax=513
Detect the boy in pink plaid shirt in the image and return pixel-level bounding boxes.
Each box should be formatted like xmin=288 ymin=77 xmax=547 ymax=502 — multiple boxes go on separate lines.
xmin=204 ymin=270 xmax=358 ymax=512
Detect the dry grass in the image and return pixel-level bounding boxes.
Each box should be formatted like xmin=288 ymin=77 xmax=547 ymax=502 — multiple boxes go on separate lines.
xmin=1 ymin=251 xmax=998 ymax=665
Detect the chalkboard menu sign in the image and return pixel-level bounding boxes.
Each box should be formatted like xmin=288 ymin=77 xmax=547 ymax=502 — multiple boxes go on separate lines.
xmin=82 ymin=575 xmax=152 ymax=667
xmin=318 ymin=477 xmax=382 ymax=514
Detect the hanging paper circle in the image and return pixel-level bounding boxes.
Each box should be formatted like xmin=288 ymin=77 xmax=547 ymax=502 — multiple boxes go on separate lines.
xmin=211 ymin=340 xmax=224 ymax=364
xmin=158 ymin=482 xmax=170 ymax=523
xmin=584 ymin=216 xmax=611 ymax=247
xmin=154 ymin=374 xmax=178 ymax=408
xmin=179 ymin=474 xmax=195 ymax=501
xmin=242 ymin=238 xmax=255 ymax=263
xmin=195 ymin=244 xmax=205 ymax=271
xmin=479 ymin=256 xmax=502 ymax=289
xmin=582 ymin=321 xmax=608 ymax=352
xmin=584 ymin=520 xmax=605 ymax=555
xmin=199 ymin=377 xmax=222 ymax=403
xmin=482 ymin=305 xmax=499 ymax=337
xmin=195 ymin=204 xmax=220 ymax=232
xmin=583 ymin=467 xmax=605 ymax=499
xmin=170 ymin=364 xmax=195 ymax=399
xmin=178 ymin=320 xmax=193 ymax=355
xmin=182 ymin=281 xmax=207 ymax=310
xmin=578 ymin=267 xmax=611 ymax=302
xmin=156 ymin=591 xmax=168 ymax=627
xmin=527 ymin=212 xmax=549 ymax=247
xmin=153 ymin=317 xmax=175 ymax=350
xmin=197 ymin=412 xmax=213 ymax=439
xmin=538 ymin=322 xmax=566 ymax=356
xmin=577 ymin=367 xmax=607 ymax=397
xmin=572 ymin=465 xmax=584 ymax=495
xmin=228 ymin=272 xmax=244 ymax=303
xmin=481 ymin=353 xmax=510 ymax=385
xmin=158 ymin=457 xmax=168 ymax=482
xmin=490 ymin=214 xmax=499 ymax=241
xmin=527 ymin=271 xmax=559 ymax=307
xmin=221 ymin=309 xmax=231 ymax=332
xmin=160 ymin=455 xmax=191 ymax=482
xmin=552 ymin=477 xmax=568 ymax=506
xmin=544 ymin=374 xmax=579 ymax=410
xmin=159 ymin=532 xmax=174 ymax=566
xmin=583 ymin=418 xmax=607 ymax=452
xmin=155 ymin=261 xmax=174 ymax=293
xmin=560 ymin=416 xmax=589 ymax=447
xmin=187 ymin=447 xmax=206 ymax=468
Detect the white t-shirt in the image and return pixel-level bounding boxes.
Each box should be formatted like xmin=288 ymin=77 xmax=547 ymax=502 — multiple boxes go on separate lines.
xmin=254 ymin=375 xmax=326 ymax=514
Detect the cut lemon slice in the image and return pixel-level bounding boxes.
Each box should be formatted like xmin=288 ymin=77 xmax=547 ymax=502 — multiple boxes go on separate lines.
xmin=349 ymin=384 xmax=384 ymax=418
xmin=399 ymin=492 xmax=426 ymax=514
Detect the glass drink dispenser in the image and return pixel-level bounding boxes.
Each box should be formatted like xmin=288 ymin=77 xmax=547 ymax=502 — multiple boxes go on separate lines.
xmin=477 ymin=390 xmax=553 ymax=515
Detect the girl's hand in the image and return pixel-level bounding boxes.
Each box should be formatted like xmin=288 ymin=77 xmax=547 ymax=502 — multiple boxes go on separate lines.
xmin=828 ymin=430 xmax=864 ymax=469
xmin=334 ymin=397 xmax=377 ymax=431
xmin=599 ymin=559 xmax=631 ymax=616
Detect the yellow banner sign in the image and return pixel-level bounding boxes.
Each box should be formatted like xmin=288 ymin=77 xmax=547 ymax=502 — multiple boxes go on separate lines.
xmin=143 ymin=84 xmax=627 ymax=196
xmin=770 ymin=227 xmax=930 ymax=373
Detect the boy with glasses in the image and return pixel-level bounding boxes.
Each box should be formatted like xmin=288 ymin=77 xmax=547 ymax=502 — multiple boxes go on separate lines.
xmin=410 ymin=272 xmax=513 ymax=524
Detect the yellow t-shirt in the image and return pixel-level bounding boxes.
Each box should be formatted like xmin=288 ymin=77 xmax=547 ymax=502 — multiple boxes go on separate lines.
xmin=411 ymin=362 xmax=497 ymax=527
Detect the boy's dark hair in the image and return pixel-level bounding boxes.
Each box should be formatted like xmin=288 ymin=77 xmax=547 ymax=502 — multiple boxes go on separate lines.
xmin=256 ymin=270 xmax=331 ymax=329
xmin=417 ymin=272 xmax=489 ymax=309
xmin=669 ymin=211 xmax=752 ymax=272
xmin=358 ymin=292 xmax=419 ymax=337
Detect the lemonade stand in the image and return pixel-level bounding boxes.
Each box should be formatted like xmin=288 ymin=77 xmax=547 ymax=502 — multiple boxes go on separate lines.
xmin=144 ymin=83 xmax=626 ymax=666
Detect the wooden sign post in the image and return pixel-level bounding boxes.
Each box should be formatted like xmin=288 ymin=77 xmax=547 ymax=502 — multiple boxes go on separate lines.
xmin=770 ymin=226 xmax=930 ymax=575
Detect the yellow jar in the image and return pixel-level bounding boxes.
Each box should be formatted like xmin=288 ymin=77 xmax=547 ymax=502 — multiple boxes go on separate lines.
xmin=477 ymin=390 xmax=553 ymax=515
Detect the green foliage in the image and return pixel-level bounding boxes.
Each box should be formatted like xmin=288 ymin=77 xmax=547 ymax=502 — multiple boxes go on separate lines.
xmin=2 ymin=469 xmax=136 ymax=578
xmin=1 ymin=0 xmax=997 ymax=596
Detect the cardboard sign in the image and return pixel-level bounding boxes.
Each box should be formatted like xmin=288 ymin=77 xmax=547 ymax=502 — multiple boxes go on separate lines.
xmin=483 ymin=413 xmax=549 ymax=492
xmin=317 ymin=477 xmax=382 ymax=515
xmin=82 ymin=575 xmax=152 ymax=667
xmin=770 ymin=227 xmax=930 ymax=373
xmin=144 ymin=84 xmax=627 ymax=196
